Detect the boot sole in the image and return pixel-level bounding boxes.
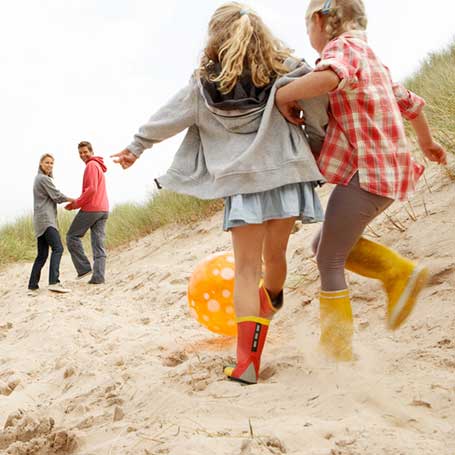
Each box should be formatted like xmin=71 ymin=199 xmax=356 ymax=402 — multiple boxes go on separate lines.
xmin=224 ymin=365 xmax=257 ymax=385
xmin=226 ymin=375 xmax=257 ymax=385
xmin=388 ymin=265 xmax=429 ymax=330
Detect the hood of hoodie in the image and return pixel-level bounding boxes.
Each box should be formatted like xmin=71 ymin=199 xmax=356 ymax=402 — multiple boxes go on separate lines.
xmin=199 ymin=64 xmax=275 ymax=134
xmin=87 ymin=156 xmax=107 ymax=172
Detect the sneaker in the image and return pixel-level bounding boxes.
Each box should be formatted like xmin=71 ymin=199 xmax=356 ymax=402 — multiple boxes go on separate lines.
xmin=88 ymin=279 xmax=105 ymax=285
xmin=48 ymin=283 xmax=71 ymax=293
xmin=27 ymin=289 xmax=39 ymax=297
xmin=76 ymin=271 xmax=91 ymax=280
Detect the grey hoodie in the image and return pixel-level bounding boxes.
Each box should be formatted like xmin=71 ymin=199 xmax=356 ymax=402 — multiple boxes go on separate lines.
xmin=127 ymin=61 xmax=328 ymax=199
xmin=32 ymin=170 xmax=68 ymax=238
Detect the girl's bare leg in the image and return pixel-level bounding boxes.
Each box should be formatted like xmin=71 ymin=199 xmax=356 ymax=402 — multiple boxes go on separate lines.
xmin=231 ymin=223 xmax=267 ymax=317
xmin=262 ymin=217 xmax=298 ymax=298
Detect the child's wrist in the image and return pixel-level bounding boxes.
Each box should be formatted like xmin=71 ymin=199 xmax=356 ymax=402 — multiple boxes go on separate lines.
xmin=418 ymin=137 xmax=434 ymax=149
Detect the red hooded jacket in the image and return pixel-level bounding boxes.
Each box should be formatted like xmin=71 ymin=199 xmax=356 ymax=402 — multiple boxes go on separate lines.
xmin=73 ymin=156 xmax=109 ymax=212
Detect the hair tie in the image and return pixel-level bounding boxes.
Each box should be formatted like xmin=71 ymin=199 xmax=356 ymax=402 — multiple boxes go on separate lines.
xmin=321 ymin=0 xmax=333 ymax=14
xmin=239 ymin=8 xmax=251 ymax=16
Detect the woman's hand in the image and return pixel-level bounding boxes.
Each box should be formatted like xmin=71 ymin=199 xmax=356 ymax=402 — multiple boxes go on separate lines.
xmin=420 ymin=140 xmax=447 ymax=165
xmin=111 ymin=149 xmax=137 ymax=169
xmin=64 ymin=202 xmax=75 ymax=211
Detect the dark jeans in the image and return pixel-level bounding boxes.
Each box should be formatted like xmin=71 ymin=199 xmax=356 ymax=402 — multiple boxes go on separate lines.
xmin=28 ymin=227 xmax=64 ymax=290
xmin=66 ymin=211 xmax=108 ymax=283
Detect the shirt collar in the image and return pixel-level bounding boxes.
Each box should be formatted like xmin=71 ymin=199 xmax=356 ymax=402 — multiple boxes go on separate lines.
xmin=340 ymin=30 xmax=368 ymax=41
xmin=316 ymin=30 xmax=368 ymax=63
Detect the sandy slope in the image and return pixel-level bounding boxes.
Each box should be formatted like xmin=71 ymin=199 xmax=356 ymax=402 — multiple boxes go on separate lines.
xmin=0 ymin=164 xmax=454 ymax=455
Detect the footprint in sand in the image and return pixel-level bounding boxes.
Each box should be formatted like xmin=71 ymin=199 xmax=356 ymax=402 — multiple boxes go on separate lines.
xmin=161 ymin=350 xmax=189 ymax=367
xmin=165 ymin=353 xmax=229 ymax=392
xmin=259 ymin=358 xmax=305 ymax=382
xmin=241 ymin=436 xmax=287 ymax=455
xmin=0 ymin=322 xmax=13 ymax=340
xmin=428 ymin=262 xmax=455 ymax=286
xmin=0 ymin=410 xmax=77 ymax=454
xmin=0 ymin=377 xmax=20 ymax=396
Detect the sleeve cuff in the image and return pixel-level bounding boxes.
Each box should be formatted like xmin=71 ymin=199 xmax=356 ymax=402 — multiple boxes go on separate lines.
xmin=127 ymin=142 xmax=145 ymax=158
xmin=403 ymin=96 xmax=426 ymax=120
xmin=314 ymin=58 xmax=349 ymax=90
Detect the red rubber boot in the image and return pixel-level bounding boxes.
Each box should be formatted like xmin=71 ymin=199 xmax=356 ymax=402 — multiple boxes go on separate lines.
xmin=259 ymin=280 xmax=284 ymax=320
xmin=224 ymin=317 xmax=270 ymax=384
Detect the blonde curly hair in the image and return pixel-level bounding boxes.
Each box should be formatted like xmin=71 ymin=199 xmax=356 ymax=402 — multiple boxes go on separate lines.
xmin=199 ymin=2 xmax=295 ymax=94
xmin=306 ymin=0 xmax=368 ymax=40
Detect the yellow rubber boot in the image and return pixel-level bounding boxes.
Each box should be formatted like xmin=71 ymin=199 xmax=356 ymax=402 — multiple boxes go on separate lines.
xmin=346 ymin=237 xmax=429 ymax=330
xmin=319 ymin=289 xmax=354 ymax=361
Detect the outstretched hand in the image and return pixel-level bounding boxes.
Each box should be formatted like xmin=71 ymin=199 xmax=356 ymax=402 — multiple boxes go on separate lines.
xmin=111 ymin=149 xmax=137 ymax=169
xmin=64 ymin=202 xmax=75 ymax=211
xmin=420 ymin=140 xmax=447 ymax=165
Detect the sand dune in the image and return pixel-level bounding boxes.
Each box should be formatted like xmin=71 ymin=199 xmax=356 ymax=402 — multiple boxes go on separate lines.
xmin=1 ymin=163 xmax=454 ymax=455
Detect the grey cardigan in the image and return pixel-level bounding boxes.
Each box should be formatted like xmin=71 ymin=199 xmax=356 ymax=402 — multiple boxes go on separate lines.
xmin=32 ymin=171 xmax=68 ymax=238
xmin=127 ymin=63 xmax=328 ymax=199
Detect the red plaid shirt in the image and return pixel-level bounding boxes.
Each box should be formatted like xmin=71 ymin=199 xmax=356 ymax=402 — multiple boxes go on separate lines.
xmin=314 ymin=31 xmax=425 ymax=201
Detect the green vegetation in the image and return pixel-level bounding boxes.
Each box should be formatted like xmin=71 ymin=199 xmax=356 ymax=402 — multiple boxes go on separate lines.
xmin=405 ymin=40 xmax=455 ymax=153
xmin=0 ymin=191 xmax=222 ymax=266
xmin=1 ymin=41 xmax=453 ymax=266
xmin=105 ymin=191 xmax=223 ymax=248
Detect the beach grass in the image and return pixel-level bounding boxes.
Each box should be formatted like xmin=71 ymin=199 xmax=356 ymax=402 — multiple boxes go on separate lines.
xmin=1 ymin=40 xmax=454 ymax=267
xmin=0 ymin=191 xmax=222 ymax=266
xmin=404 ymin=40 xmax=455 ymax=154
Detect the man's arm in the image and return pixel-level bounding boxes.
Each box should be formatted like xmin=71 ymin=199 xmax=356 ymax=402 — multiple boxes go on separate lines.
xmin=67 ymin=163 xmax=99 ymax=210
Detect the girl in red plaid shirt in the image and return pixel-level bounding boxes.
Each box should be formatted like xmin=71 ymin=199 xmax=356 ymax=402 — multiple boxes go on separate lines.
xmin=276 ymin=0 xmax=447 ymax=361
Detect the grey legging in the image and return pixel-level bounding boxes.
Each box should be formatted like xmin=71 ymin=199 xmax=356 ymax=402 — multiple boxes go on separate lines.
xmin=313 ymin=173 xmax=393 ymax=291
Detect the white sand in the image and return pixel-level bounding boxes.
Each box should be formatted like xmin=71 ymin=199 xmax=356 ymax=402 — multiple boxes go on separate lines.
xmin=1 ymin=163 xmax=454 ymax=455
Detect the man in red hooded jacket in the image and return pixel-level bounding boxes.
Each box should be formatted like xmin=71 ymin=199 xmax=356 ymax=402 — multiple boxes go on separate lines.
xmin=65 ymin=141 xmax=109 ymax=284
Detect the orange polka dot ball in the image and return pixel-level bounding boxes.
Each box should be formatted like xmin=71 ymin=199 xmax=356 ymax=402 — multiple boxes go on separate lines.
xmin=188 ymin=251 xmax=236 ymax=336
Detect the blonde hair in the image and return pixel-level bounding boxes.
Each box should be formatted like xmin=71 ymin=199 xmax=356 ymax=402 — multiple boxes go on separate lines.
xmin=199 ymin=2 xmax=295 ymax=94
xmin=307 ymin=0 xmax=368 ymax=40
xmin=39 ymin=153 xmax=54 ymax=177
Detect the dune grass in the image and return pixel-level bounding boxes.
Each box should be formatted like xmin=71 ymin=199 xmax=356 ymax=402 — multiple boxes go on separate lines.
xmin=1 ymin=41 xmax=454 ymax=267
xmin=0 ymin=191 xmax=223 ymax=267
xmin=404 ymin=40 xmax=455 ymax=154
xmin=105 ymin=191 xmax=223 ymax=248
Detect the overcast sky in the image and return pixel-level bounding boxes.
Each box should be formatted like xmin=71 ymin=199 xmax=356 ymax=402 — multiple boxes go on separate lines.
xmin=1 ymin=0 xmax=454 ymax=226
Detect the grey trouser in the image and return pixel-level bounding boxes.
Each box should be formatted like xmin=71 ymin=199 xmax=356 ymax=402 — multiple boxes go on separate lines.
xmin=67 ymin=210 xmax=109 ymax=283
xmin=312 ymin=174 xmax=393 ymax=291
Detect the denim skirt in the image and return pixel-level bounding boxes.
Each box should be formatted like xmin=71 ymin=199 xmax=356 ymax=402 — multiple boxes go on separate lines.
xmin=223 ymin=182 xmax=324 ymax=231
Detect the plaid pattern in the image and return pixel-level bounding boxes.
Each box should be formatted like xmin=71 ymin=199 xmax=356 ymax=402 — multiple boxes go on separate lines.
xmin=314 ymin=32 xmax=425 ymax=201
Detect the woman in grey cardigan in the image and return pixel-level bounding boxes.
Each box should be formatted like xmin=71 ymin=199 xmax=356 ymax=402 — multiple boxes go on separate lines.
xmin=112 ymin=3 xmax=328 ymax=385
xmin=28 ymin=154 xmax=73 ymax=295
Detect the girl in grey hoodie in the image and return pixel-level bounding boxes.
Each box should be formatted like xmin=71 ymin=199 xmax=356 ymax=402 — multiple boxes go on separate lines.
xmin=112 ymin=2 xmax=328 ymax=385
xmin=28 ymin=154 xmax=73 ymax=295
